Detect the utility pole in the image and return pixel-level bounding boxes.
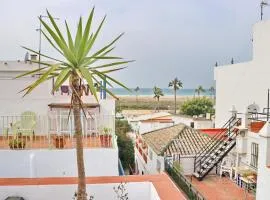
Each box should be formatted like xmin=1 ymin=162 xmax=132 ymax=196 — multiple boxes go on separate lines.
xmin=261 ymin=1 xmax=269 ymax=21
xmin=36 ymin=15 xmax=60 ymax=69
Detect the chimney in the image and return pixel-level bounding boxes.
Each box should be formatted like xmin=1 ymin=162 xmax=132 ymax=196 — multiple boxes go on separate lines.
xmin=30 ymin=54 xmax=37 ymax=61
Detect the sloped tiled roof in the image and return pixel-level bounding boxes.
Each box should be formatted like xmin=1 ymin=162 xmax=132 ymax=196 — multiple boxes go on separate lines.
xmin=142 ymin=123 xmax=213 ymax=156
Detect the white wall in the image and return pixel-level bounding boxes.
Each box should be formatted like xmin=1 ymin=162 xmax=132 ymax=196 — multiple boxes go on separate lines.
xmin=0 ymin=182 xmax=160 ymax=200
xmin=0 ymin=149 xmax=119 ymax=178
xmin=135 ymin=147 xmax=164 ymax=175
xmin=173 ymin=116 xmax=213 ymax=129
xmin=215 ymin=20 xmax=270 ymax=127
xmin=255 ymin=123 xmax=270 ymax=199
xmin=139 ymin=122 xmax=173 ymax=134
xmin=0 ymin=77 xmax=115 ymax=117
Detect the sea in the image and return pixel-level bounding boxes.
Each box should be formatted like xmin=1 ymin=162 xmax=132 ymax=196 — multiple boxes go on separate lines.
xmin=109 ymin=88 xmax=212 ymax=96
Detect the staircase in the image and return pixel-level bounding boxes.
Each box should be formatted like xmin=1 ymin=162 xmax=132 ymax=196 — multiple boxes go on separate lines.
xmin=193 ymin=116 xmax=241 ymax=181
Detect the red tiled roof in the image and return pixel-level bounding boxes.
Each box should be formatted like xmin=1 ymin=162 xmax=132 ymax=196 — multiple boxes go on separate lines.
xmin=199 ymin=128 xmax=227 ymax=137
xmin=0 ymin=173 xmax=187 ymax=200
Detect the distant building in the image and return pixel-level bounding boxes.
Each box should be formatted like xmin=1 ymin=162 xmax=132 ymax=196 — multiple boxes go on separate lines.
xmin=0 ymin=58 xmax=119 ymax=178
xmin=135 ymin=124 xmax=213 ymax=175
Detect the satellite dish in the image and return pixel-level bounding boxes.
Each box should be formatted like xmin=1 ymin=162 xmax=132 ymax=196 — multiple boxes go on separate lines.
xmin=24 ymin=52 xmax=29 ymax=63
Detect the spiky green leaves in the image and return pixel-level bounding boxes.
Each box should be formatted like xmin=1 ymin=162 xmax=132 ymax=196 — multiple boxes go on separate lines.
xmin=18 ymin=7 xmax=133 ymax=102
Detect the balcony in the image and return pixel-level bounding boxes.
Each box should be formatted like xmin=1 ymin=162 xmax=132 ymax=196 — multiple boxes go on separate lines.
xmin=0 ymin=114 xmax=116 ymax=150
xmin=135 ymin=137 xmax=148 ymax=164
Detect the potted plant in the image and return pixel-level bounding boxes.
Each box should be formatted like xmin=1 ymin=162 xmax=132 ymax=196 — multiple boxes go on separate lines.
xmin=9 ymin=138 xmax=26 ymax=149
xmin=54 ymin=135 xmax=66 ymax=149
xmin=100 ymin=127 xmax=112 ymax=147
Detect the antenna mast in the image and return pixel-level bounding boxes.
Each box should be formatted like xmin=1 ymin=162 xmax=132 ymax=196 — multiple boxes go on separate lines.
xmin=261 ymin=1 xmax=269 ymax=21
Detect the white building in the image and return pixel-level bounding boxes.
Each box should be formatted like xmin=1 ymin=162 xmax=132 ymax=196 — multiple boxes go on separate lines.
xmin=0 ymin=173 xmax=186 ymax=200
xmin=0 ymin=58 xmax=119 ymax=178
xmin=135 ymin=124 xmax=212 ymax=175
xmin=199 ymin=19 xmax=270 ymax=197
xmin=214 ymin=20 xmax=270 ymax=127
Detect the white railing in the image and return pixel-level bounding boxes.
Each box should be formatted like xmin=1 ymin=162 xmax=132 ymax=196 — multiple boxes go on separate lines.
xmin=0 ymin=114 xmax=116 ymax=150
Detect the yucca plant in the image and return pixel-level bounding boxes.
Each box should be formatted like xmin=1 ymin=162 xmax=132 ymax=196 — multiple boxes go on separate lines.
xmin=17 ymin=8 xmax=132 ymax=200
xmin=168 ymin=77 xmax=183 ymax=114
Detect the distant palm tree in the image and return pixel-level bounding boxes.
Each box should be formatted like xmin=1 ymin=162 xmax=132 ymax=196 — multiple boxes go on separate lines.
xmin=153 ymin=86 xmax=164 ymax=111
xmin=134 ymin=86 xmax=140 ymax=106
xmin=168 ymin=78 xmax=183 ymax=114
xmin=209 ymin=86 xmax=215 ymax=99
xmin=195 ymin=85 xmax=205 ymax=97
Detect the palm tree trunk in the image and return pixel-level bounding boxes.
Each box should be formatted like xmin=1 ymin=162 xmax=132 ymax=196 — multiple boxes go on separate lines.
xmin=71 ymin=74 xmax=87 ymax=200
xmin=136 ymin=93 xmax=138 ymax=107
xmin=174 ymin=89 xmax=176 ymax=114
xmin=157 ymin=97 xmax=160 ymax=112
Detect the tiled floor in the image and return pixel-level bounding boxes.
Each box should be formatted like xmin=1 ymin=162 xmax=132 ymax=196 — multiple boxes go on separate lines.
xmin=0 ymin=173 xmax=187 ymax=200
xmin=0 ymin=135 xmax=113 ymax=149
xmin=188 ymin=175 xmax=255 ymax=200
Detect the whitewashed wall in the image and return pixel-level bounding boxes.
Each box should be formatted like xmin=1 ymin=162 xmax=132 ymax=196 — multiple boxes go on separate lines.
xmin=0 ymin=77 xmax=115 ymax=116
xmin=214 ymin=20 xmax=270 ymax=127
xmin=0 ymin=182 xmax=160 ymax=200
xmin=256 ymin=123 xmax=270 ymax=199
xmin=135 ymin=147 xmax=164 ymax=175
xmin=0 ymin=149 xmax=119 ymax=178
xmin=138 ymin=122 xmax=173 ymax=134
xmin=173 ymin=116 xmax=213 ymax=129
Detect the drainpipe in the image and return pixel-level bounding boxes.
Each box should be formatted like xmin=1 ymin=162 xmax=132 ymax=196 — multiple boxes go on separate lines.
xmin=103 ymin=77 xmax=107 ymax=99
xmin=100 ymin=81 xmax=103 ymax=99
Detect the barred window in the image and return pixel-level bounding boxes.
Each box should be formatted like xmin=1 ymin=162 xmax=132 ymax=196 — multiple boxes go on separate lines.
xmin=250 ymin=143 xmax=259 ymax=168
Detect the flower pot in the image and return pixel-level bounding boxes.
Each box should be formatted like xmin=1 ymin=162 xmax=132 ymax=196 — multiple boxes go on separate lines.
xmin=54 ymin=136 xmax=65 ymax=149
xmin=9 ymin=139 xmax=26 ymax=149
xmin=100 ymin=135 xmax=112 ymax=147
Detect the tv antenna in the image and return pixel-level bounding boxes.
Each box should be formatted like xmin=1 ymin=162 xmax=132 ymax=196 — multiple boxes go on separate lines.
xmin=36 ymin=15 xmax=60 ymax=69
xmin=261 ymin=1 xmax=269 ymax=21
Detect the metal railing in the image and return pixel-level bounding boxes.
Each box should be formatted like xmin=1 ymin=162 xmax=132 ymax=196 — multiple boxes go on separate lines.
xmin=194 ymin=116 xmax=238 ymax=170
xmin=165 ymin=159 xmax=205 ymax=200
xmin=0 ymin=114 xmax=116 ymax=150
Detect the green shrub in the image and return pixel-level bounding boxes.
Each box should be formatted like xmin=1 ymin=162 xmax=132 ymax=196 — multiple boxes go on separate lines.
xmin=9 ymin=138 xmax=26 ymax=149
xmin=180 ymin=97 xmax=214 ymax=116
xmin=115 ymin=120 xmax=134 ymax=171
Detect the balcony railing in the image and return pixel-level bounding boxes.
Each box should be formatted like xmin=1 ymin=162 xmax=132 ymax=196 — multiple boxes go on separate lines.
xmin=0 ymin=114 xmax=116 ymax=150
xmin=135 ymin=139 xmax=148 ymax=164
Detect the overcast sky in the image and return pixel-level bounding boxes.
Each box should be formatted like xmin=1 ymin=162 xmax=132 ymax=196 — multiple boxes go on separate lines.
xmin=0 ymin=0 xmax=269 ymax=88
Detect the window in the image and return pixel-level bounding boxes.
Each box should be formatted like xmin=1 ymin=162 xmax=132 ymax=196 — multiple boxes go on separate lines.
xmin=250 ymin=143 xmax=259 ymax=168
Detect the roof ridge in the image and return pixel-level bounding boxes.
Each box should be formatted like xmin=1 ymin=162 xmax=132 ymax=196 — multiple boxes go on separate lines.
xmin=141 ymin=123 xmax=185 ymax=136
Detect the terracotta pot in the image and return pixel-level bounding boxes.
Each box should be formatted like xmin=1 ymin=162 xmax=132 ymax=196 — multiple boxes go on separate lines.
xmin=54 ymin=136 xmax=65 ymax=149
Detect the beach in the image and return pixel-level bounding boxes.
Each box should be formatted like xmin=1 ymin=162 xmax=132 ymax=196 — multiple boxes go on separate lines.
xmin=116 ymin=95 xmax=198 ymax=111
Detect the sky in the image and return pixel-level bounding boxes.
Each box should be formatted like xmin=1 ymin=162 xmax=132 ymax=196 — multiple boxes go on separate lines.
xmin=0 ymin=0 xmax=269 ymax=88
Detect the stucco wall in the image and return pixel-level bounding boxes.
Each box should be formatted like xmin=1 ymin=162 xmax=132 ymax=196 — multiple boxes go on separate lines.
xmin=0 ymin=149 xmax=119 ymax=178
xmin=0 ymin=182 xmax=160 ymax=200
xmin=214 ymin=20 xmax=270 ymax=127
xmin=135 ymin=147 xmax=164 ymax=175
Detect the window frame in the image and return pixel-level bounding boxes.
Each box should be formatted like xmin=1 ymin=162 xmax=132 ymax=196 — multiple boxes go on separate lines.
xmin=250 ymin=142 xmax=259 ymax=168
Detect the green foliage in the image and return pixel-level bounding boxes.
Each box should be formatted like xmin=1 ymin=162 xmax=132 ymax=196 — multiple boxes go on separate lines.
xmin=153 ymin=86 xmax=164 ymax=100
xmin=9 ymin=138 xmax=26 ymax=149
xmin=180 ymin=97 xmax=214 ymax=116
xmin=115 ymin=120 xmax=134 ymax=171
xmin=17 ymin=8 xmax=133 ymax=100
xmin=166 ymin=166 xmax=196 ymax=199
xmin=173 ymin=161 xmax=183 ymax=173
xmin=168 ymin=77 xmax=183 ymax=91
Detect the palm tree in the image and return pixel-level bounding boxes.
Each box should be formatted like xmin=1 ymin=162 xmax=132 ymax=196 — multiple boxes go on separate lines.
xmin=153 ymin=86 xmax=164 ymax=111
xmin=17 ymin=9 xmax=132 ymax=200
xmin=168 ymin=77 xmax=183 ymax=114
xmin=195 ymin=85 xmax=205 ymax=97
xmin=209 ymin=86 xmax=215 ymax=99
xmin=134 ymin=86 xmax=140 ymax=106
